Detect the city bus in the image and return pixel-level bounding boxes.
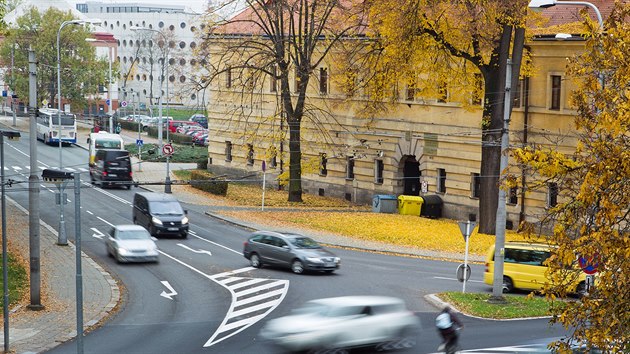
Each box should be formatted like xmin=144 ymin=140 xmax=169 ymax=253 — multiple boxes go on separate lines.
xmin=36 ymin=108 xmax=77 ymax=145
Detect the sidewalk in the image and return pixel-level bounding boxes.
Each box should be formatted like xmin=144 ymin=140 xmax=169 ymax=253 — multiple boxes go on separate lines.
xmin=0 ymin=115 xmax=472 ymax=353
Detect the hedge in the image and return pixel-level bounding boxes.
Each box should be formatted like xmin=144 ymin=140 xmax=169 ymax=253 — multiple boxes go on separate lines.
xmin=190 ymin=170 xmax=228 ymax=196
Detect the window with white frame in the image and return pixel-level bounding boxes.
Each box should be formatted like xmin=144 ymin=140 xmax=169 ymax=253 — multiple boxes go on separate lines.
xmin=508 ymin=186 xmax=518 ymax=205
xmin=437 ymin=168 xmax=446 ymax=193
xmin=270 ymin=65 xmax=277 ymax=92
xmin=374 ymin=160 xmax=384 ymax=184
xmin=346 ymin=157 xmax=354 ymax=180
xmin=550 ymin=75 xmax=562 ymax=110
xmin=246 ymin=144 xmax=254 ymax=165
xmin=319 ymin=68 xmax=328 ymax=94
xmin=225 ymin=67 xmax=232 ymax=89
xmin=225 ymin=141 xmax=232 ymax=162
xmin=547 ymin=182 xmax=558 ymax=207
xmin=471 ymin=173 xmax=481 ymax=198
xmin=319 ymin=153 xmax=327 ymax=176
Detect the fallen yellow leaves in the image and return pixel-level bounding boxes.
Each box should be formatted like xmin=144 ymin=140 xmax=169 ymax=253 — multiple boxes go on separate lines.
xmin=218 ymin=210 xmax=528 ymax=256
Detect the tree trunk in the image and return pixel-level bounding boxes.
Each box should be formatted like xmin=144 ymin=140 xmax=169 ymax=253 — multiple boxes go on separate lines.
xmin=478 ymin=25 xmax=511 ymax=235
xmin=287 ymin=119 xmax=303 ymax=202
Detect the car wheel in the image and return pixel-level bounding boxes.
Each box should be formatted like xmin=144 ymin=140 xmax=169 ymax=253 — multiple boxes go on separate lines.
xmin=126 ymin=184 xmax=132 ymax=190
xmin=309 ymin=345 xmax=348 ymax=354
xmin=291 ymin=259 xmax=305 ymax=274
xmin=181 ymin=232 xmax=188 ymax=239
xmin=249 ymin=253 xmax=262 ymax=268
xmin=502 ymin=276 xmax=514 ymax=293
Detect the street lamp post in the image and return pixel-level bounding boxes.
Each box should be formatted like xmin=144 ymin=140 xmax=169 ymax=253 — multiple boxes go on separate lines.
xmin=1 ymin=129 xmax=21 ymax=353
xmin=56 ymin=18 xmax=101 ymax=245
xmin=42 ymin=169 xmax=83 ymax=354
xmin=130 ymin=26 xmax=172 ymax=193
xmin=85 ymin=37 xmax=115 ymax=133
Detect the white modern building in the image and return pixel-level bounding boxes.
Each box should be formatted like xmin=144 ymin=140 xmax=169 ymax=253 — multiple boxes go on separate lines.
xmin=76 ymin=1 xmax=210 ymax=112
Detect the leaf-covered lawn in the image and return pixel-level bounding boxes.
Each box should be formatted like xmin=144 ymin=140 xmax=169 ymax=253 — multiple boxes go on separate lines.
xmin=173 ymin=169 xmax=528 ymax=255
xmin=218 ymin=210 xmax=528 ymax=255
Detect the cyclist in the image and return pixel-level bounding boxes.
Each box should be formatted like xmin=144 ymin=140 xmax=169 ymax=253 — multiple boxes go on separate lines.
xmin=436 ymin=305 xmax=463 ymax=353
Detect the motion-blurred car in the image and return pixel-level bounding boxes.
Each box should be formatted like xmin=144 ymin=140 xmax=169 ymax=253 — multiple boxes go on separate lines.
xmin=106 ymin=224 xmax=159 ymax=263
xmin=243 ymin=231 xmax=340 ymax=274
xmin=260 ymin=296 xmax=421 ymax=353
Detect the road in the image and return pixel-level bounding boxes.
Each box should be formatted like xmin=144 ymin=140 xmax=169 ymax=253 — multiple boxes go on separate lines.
xmin=2 ymin=134 xmax=569 ymax=353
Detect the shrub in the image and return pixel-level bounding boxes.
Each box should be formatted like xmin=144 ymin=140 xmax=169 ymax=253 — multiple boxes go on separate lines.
xmin=197 ymin=158 xmax=208 ymax=170
xmin=190 ymin=170 xmax=228 ymax=196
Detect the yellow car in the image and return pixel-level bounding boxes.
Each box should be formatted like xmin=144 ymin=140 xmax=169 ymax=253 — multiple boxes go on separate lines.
xmin=483 ymin=242 xmax=588 ymax=296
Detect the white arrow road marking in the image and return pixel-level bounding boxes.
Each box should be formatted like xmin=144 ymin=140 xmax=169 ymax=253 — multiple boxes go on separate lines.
xmin=177 ymin=243 xmax=212 ymax=256
xmin=91 ymin=228 xmax=105 ymax=239
xmin=160 ymin=281 xmax=178 ymax=300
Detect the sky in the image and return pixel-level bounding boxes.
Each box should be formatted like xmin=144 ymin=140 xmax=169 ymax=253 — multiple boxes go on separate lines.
xmin=66 ymin=0 xmax=211 ymax=14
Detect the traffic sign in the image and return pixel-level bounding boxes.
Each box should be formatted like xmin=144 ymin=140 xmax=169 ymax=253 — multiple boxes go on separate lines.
xmin=121 ymin=100 xmax=128 ymax=107
xmin=456 ymin=263 xmax=471 ymax=282
xmin=42 ymin=99 xmax=48 ymax=107
xmin=579 ymin=255 xmax=599 ymax=275
xmin=162 ymin=143 xmax=174 ymax=155
xmin=136 ymin=139 xmax=143 ymax=147
xmin=106 ymin=99 xmax=111 ymax=106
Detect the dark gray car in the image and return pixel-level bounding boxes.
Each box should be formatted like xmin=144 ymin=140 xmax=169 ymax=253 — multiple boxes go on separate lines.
xmin=243 ymin=231 xmax=340 ymax=274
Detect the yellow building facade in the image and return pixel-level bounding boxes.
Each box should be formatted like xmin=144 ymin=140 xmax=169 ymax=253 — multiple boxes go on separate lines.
xmin=204 ymin=35 xmax=586 ymax=228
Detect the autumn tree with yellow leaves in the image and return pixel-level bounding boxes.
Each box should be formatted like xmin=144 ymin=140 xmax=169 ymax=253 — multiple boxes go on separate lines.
xmin=199 ymin=0 xmax=369 ymax=202
xmin=514 ymin=2 xmax=629 ymax=352
xmin=358 ymin=0 xmax=530 ymax=234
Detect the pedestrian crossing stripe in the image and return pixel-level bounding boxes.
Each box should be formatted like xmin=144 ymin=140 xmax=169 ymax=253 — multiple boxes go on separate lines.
xmin=427 ymin=344 xmax=550 ymax=353
xmin=203 ymin=274 xmax=289 ymax=348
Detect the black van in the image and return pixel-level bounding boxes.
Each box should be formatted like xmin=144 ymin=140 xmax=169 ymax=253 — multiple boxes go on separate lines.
xmin=91 ymin=150 xmax=133 ymax=189
xmin=132 ymin=192 xmax=189 ymax=238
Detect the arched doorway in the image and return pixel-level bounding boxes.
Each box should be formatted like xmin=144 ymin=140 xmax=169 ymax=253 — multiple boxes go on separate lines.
xmin=402 ymin=155 xmax=420 ymax=196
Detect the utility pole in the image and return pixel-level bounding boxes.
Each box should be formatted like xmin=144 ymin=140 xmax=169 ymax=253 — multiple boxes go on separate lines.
xmin=28 ymin=48 xmax=43 ymax=310
xmin=11 ymin=44 xmax=16 ymax=127
xmin=491 ymin=58 xmax=512 ymax=302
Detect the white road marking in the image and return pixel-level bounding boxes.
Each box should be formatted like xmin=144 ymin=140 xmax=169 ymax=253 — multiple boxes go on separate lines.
xmin=190 ymin=233 xmax=241 ymax=255
xmin=97 ymin=216 xmax=114 ymax=227
xmin=434 ymin=276 xmax=483 ymax=283
xmin=160 ymin=281 xmax=178 ymax=300
xmin=64 ymin=167 xmax=76 ymax=172
xmin=91 ymin=228 xmax=105 ymax=239
xmin=86 ymin=210 xmax=93 ymax=215
xmin=177 ymin=243 xmax=212 ymax=256
xmin=12 ymin=166 xmax=22 ymax=171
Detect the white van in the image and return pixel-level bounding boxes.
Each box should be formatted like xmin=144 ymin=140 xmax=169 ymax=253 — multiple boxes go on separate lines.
xmin=88 ymin=131 xmax=125 ymax=168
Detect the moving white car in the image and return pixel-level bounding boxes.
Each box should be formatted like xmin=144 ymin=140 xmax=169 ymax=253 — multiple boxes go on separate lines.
xmin=106 ymin=225 xmax=159 ymax=263
xmin=260 ymin=296 xmax=420 ymax=352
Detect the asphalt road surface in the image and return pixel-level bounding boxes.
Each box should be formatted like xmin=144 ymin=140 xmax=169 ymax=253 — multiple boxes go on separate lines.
xmin=3 ymin=135 xmax=569 ymax=353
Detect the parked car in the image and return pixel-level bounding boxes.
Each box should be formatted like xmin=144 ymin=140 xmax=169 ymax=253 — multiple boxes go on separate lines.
xmin=133 ymin=192 xmax=189 ymax=238
xmin=120 ymin=114 xmax=150 ymax=123
xmin=189 ymin=114 xmax=208 ymax=128
xmin=192 ymin=132 xmax=208 ymax=146
xmin=176 ymin=124 xmax=204 ymax=134
xmin=106 ymin=224 xmax=159 ymax=263
xmin=260 ymin=296 xmax=420 ymax=353
xmin=243 ymin=231 xmax=340 ymax=274
xmin=484 ymin=242 xmax=589 ymax=296
xmin=168 ymin=120 xmax=202 ymax=133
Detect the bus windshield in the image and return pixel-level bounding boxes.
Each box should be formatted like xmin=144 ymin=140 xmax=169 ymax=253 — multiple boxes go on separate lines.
xmin=95 ymin=139 xmax=122 ymax=149
xmin=51 ymin=116 xmax=75 ymax=126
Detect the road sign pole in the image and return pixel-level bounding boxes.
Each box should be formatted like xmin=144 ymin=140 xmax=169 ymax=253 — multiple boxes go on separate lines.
xmin=261 ymin=161 xmax=266 ymax=211
xmin=458 ymin=220 xmax=476 ymax=293
xmin=463 ymin=234 xmax=470 ymax=293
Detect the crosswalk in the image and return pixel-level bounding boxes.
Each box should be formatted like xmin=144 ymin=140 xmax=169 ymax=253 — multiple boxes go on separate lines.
xmin=204 ymin=268 xmax=289 ymax=347
xmin=3 ymin=165 xmax=89 ymax=173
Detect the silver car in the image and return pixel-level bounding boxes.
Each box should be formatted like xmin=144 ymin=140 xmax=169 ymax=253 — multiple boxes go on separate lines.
xmin=260 ymin=296 xmax=421 ymax=352
xmin=106 ymin=224 xmax=159 ymax=263
xmin=243 ymin=231 xmax=340 ymax=274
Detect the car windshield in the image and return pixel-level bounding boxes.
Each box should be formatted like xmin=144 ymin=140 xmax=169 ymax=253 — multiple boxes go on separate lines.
xmin=289 ymin=237 xmax=321 ymax=249
xmin=149 ymin=201 xmax=184 ymax=215
xmin=118 ymin=230 xmax=150 ymax=240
